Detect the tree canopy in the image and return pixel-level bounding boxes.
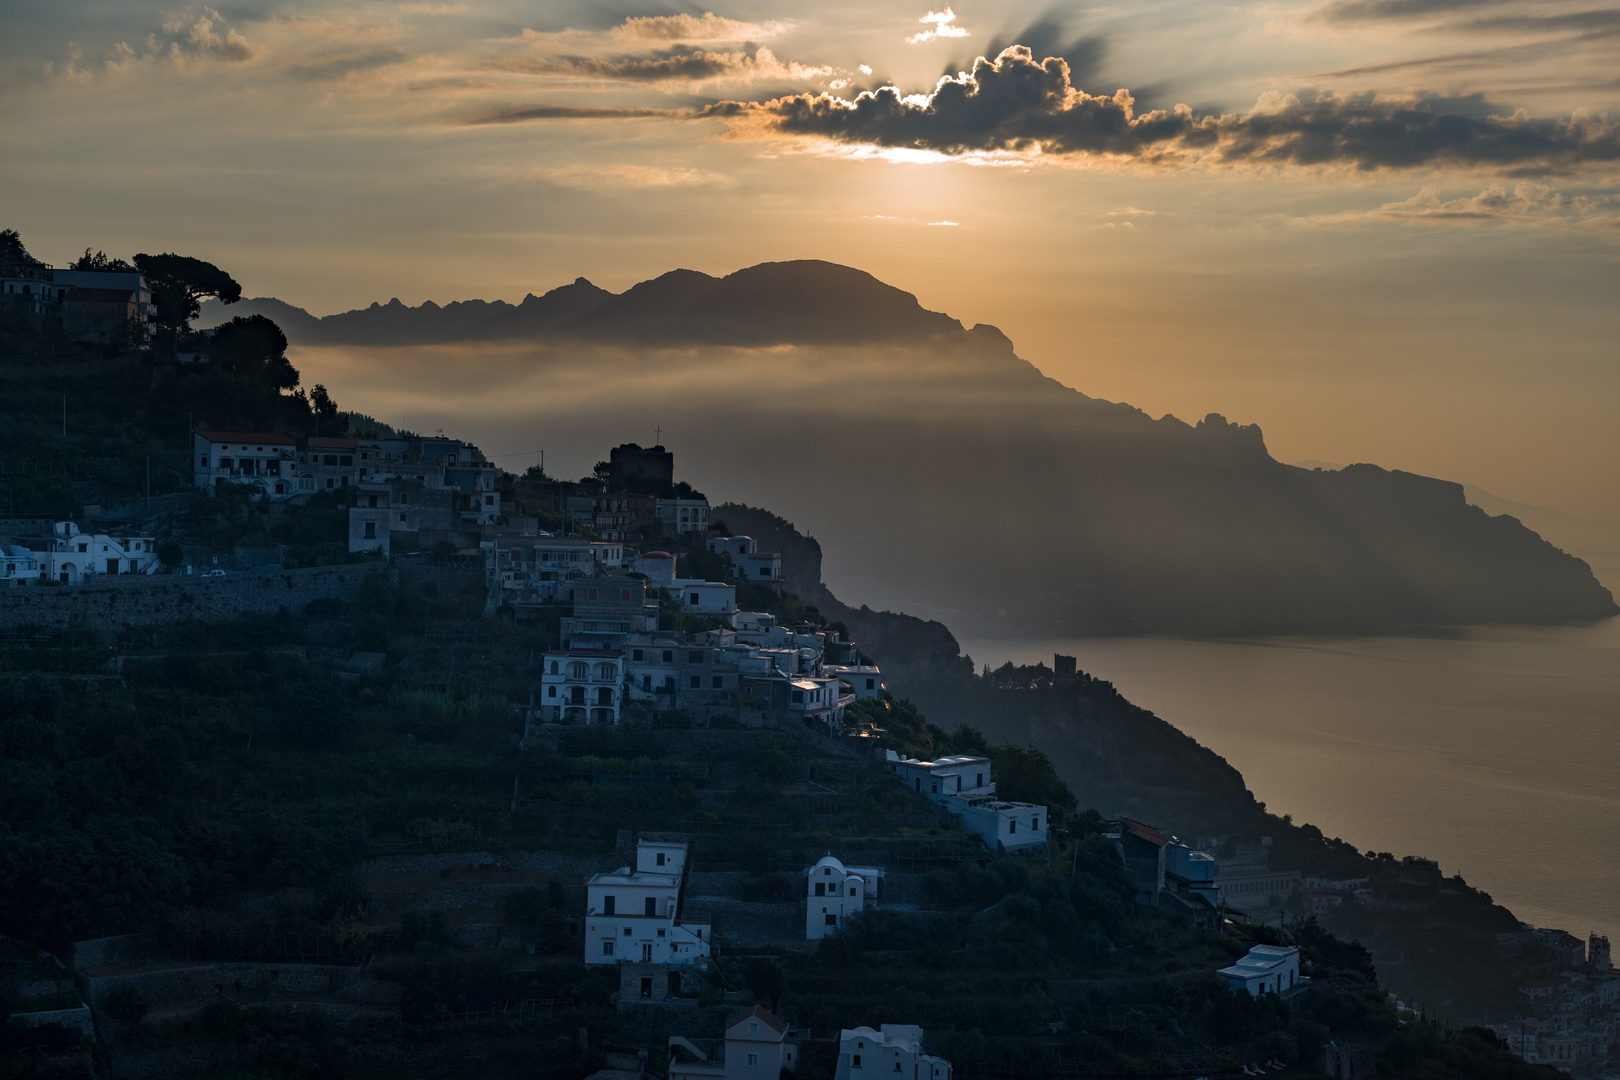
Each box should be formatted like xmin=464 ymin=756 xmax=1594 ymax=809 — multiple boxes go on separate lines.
xmin=69 ymin=248 xmax=135 ymax=272
xmin=0 ymin=228 xmax=38 ymax=275
xmin=208 ymin=313 xmax=298 ymax=390
xmin=133 ymin=252 xmax=242 ymax=330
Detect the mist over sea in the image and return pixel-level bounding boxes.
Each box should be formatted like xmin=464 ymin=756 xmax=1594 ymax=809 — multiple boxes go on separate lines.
xmin=960 ymin=617 xmax=1620 ymax=945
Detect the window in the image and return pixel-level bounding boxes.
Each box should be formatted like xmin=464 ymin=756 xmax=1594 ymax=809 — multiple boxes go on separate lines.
xmin=1009 ymin=820 xmax=1017 ymax=833
xmin=621 ymin=588 xmax=630 ymax=601
xmin=364 ymin=522 xmax=376 ymax=539
xmin=603 ymin=896 xmax=615 ymax=915
xmin=547 ymin=686 xmax=556 ymax=698
xmin=642 ymin=675 xmax=652 ymax=691
xmin=747 ymin=1054 xmax=759 ymax=1067
xmin=368 ymin=494 xmax=378 ymax=508
xmin=1033 ymin=816 xmax=1040 ymax=830
xmin=200 ymin=456 xmax=208 ymax=466
xmin=662 ymin=650 xmax=673 ymax=663
xmin=326 ymin=478 xmax=335 ymax=489
xmin=663 ymin=676 xmax=675 ymax=691
xmin=632 ymin=649 xmax=644 ymax=661
xmin=853 ymin=1055 xmax=862 ymax=1068
xmin=688 ymin=592 xmax=699 ymax=605
xmin=712 ymin=676 xmax=723 ymax=689
xmin=850 ymin=886 xmax=857 ymax=896
xmin=340 ymin=455 xmax=352 ymax=466
xmin=791 ymin=690 xmax=804 ymax=704
xmin=865 ymin=678 xmax=875 ymax=690
xmin=893 ymin=1064 xmax=902 ymax=1073
xmin=587 ymin=588 xmax=597 ymax=601
xmin=825 ymin=913 xmax=837 ymax=926
xmin=815 ymin=882 xmax=825 ymax=897
xmin=323 ymin=455 xmax=337 ymax=466
xmin=644 ymin=896 xmax=657 ymax=917
xmin=397 ymin=511 xmax=404 ymax=520
xmin=602 ymin=940 xmax=614 ymax=957
xmin=688 ymin=650 xmax=703 ymax=664
xmin=623 ymin=927 xmax=632 ymax=937
xmin=549 ymin=661 xmax=559 ymax=674
xmin=748 ymin=1022 xmax=759 ymax=1035
xmin=689 ymin=675 xmax=700 ymax=690
xmin=656 ymin=852 xmax=665 ymax=866
xmin=642 ymin=943 xmax=652 ymax=962
xmin=976 ymin=772 xmax=984 ymax=788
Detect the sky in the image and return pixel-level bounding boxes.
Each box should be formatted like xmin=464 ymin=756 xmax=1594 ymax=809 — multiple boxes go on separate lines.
xmin=3 ymin=0 xmax=1618 ymax=517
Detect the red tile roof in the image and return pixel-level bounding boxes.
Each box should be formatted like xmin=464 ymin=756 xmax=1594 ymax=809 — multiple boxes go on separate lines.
xmin=196 ymin=431 xmax=296 ymax=445
xmin=1121 ymin=818 xmax=1171 ymax=848
xmin=725 ymin=1004 xmax=787 ymax=1035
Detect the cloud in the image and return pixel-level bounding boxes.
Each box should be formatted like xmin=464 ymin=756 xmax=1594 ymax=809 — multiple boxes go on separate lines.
xmin=533 ymin=164 xmax=729 ymax=189
xmin=702 ymin=46 xmax=1620 ymax=175
xmin=908 ymin=8 xmax=971 ymax=45
xmin=1313 ymin=0 xmax=1502 ymax=22
xmin=465 ymin=104 xmax=688 ymax=124
xmin=491 ymin=47 xmax=832 ymax=85
xmin=615 ymin=12 xmax=782 ymax=43
xmin=1322 ymin=182 xmax=1620 ymax=226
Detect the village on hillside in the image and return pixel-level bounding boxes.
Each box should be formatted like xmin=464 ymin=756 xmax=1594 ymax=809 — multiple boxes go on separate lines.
xmin=3 ymin=246 xmax=1617 ymax=1079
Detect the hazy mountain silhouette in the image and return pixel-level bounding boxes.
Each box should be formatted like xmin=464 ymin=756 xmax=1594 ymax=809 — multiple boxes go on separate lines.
xmin=201 ymin=260 xmax=1618 ymax=636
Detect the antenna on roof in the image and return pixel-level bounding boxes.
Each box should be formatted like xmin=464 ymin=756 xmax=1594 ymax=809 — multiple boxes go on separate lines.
xmin=654 ymin=425 xmax=662 ymax=445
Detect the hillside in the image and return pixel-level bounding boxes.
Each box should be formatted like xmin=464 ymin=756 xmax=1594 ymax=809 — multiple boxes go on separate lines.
xmin=205 ymin=260 xmax=1617 ymax=637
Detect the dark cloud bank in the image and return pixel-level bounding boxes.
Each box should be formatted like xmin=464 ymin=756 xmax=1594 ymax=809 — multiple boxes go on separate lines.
xmin=204 ymin=260 xmax=1617 ymax=637
xmin=704 ymin=47 xmax=1620 ymax=173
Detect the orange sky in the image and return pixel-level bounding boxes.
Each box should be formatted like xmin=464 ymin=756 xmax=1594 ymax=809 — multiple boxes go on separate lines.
xmin=4 ymin=0 xmax=1618 ymax=516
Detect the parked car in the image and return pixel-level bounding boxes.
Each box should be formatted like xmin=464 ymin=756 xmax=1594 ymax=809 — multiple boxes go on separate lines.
xmin=201 ymin=569 xmax=227 ymax=578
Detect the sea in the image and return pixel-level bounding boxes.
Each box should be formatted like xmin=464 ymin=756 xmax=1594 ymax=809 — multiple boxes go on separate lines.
xmin=959 ymin=616 xmax=1620 ymax=945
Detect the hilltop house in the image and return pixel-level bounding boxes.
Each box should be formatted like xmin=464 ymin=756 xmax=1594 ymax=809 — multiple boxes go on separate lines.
xmin=657 ymin=496 xmax=710 ymax=535
xmin=35 ymin=522 xmax=160 ymax=583
xmin=194 ymin=431 xmax=299 ymax=500
xmin=561 ymin=578 xmax=658 ymax=650
xmin=824 ymin=664 xmax=886 ymax=700
xmin=835 ymin=1025 xmax=951 ymax=1080
xmin=584 ymin=838 xmax=710 ymax=967
xmin=885 ymin=751 xmax=1048 ymax=853
xmin=541 ymin=648 xmax=624 ymax=724
xmin=674 ymin=580 xmax=738 ymax=616
xmin=1 ymin=545 xmax=42 ymax=586
xmin=805 ymin=855 xmax=885 ymax=940
xmin=302 ymin=436 xmax=359 ymax=491
xmin=1218 ymin=944 xmax=1306 ymax=1000
xmin=667 ymin=1005 xmax=799 ymax=1080
xmin=706 ymin=536 xmax=783 ymax=591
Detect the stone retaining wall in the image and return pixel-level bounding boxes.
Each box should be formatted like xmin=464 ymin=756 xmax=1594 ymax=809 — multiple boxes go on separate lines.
xmin=8 ymin=1006 xmax=95 ymax=1039
xmin=0 ymin=563 xmax=381 ymax=632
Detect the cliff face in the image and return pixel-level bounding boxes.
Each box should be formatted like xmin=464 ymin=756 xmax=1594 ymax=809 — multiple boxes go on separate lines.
xmin=208 ymin=259 xmax=1618 ymax=636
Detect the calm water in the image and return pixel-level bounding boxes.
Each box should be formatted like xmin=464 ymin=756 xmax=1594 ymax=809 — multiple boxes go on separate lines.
xmin=960 ymin=618 xmax=1620 ymax=944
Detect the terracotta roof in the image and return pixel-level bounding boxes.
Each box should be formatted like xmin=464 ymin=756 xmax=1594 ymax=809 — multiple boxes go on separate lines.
xmin=309 ymin=436 xmax=359 ymax=449
xmin=725 ymin=1004 xmax=787 ymax=1035
xmin=196 ymin=431 xmax=296 ymax=445
xmin=1121 ymin=818 xmax=1171 ymax=848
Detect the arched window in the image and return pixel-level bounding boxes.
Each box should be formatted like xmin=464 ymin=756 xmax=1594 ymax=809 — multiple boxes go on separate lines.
xmin=547 ymin=686 xmax=557 ymax=698
xmin=549 ymin=661 xmax=559 ymax=674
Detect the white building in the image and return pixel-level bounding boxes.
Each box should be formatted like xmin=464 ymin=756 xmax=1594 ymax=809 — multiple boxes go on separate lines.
xmin=193 ymin=431 xmax=299 ymax=500
xmin=806 ymin=856 xmax=885 ymax=940
xmin=705 ymin=536 xmax=782 ymax=588
xmin=349 ymin=484 xmax=391 ymax=553
xmin=835 ymin=1025 xmax=951 ymax=1080
xmin=634 ymin=551 xmax=677 ymax=585
xmin=38 ymin=522 xmax=160 ymax=583
xmin=657 ymin=496 xmax=710 ymax=535
xmin=884 ymin=751 xmax=1049 ymax=853
xmin=584 ymin=839 xmax=710 ymax=967
xmin=540 ymin=648 xmax=624 ymax=724
xmin=1218 ymin=944 xmax=1304 ymax=998
xmin=825 ymin=664 xmax=886 ymax=700
xmin=789 ymin=677 xmax=849 ymax=724
xmin=668 ymin=1006 xmax=799 ymax=1080
xmin=2 ymin=545 xmax=42 ymax=585
xmin=675 ymin=580 xmax=738 ymax=615
xmin=302 ymin=436 xmax=360 ymax=492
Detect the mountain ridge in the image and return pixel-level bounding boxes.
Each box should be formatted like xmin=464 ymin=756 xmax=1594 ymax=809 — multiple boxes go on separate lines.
xmin=199 ymin=258 xmax=1617 ymax=635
